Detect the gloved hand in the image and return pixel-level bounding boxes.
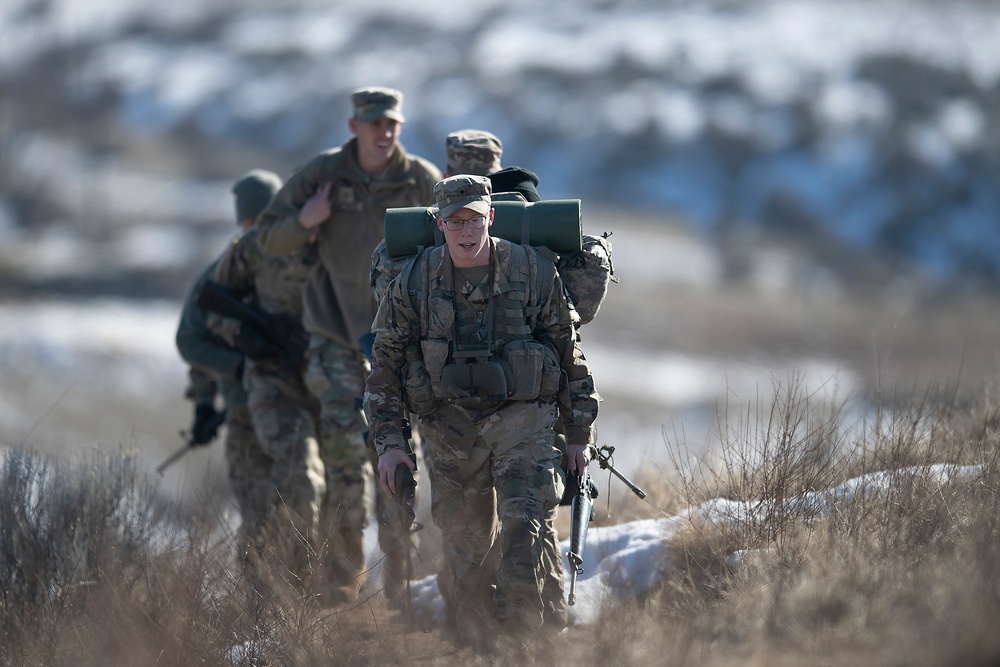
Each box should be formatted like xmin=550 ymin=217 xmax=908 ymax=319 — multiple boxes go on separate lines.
xmin=190 ymin=403 xmax=227 ymax=446
xmin=234 ymin=323 xmax=284 ymax=361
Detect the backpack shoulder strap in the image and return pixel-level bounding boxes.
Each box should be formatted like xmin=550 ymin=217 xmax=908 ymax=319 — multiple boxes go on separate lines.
xmin=522 ymin=244 xmax=556 ymax=333
xmin=400 ymin=245 xmax=438 ymax=337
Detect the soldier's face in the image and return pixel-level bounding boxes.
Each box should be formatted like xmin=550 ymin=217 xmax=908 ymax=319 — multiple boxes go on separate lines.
xmin=438 ymin=206 xmax=493 ymax=268
xmin=350 ymin=117 xmax=401 ymax=170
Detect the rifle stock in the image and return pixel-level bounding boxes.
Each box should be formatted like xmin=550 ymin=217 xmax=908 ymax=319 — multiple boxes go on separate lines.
xmin=196 ymin=280 xmax=307 ymax=363
xmin=197 ymin=280 xmax=271 ymax=332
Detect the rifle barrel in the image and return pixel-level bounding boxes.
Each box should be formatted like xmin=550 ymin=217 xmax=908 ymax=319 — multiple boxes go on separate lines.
xmin=594 ymin=445 xmax=647 ymax=499
xmin=155 ymin=443 xmax=192 ymax=475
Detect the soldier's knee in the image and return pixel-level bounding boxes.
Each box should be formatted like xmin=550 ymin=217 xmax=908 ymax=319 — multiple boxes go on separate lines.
xmin=501 ymin=520 xmax=541 ymax=569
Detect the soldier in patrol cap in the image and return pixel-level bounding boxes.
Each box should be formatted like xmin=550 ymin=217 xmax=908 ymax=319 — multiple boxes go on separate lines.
xmin=206 ymin=169 xmax=324 ymax=587
xmin=255 ymin=86 xmax=441 ymax=604
xmin=440 ymin=131 xmax=568 ymax=631
xmin=366 ymin=175 xmax=599 ymax=647
xmin=444 ymin=129 xmax=503 ymax=177
xmin=176 ymin=169 xmax=283 ymax=564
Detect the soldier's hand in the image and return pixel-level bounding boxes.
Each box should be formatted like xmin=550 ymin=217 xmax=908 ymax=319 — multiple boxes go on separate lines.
xmin=379 ymin=448 xmax=416 ymax=496
xmin=298 ymin=182 xmax=333 ymax=230
xmin=190 ymin=404 xmax=225 ymax=446
xmin=566 ymin=444 xmax=591 ymax=475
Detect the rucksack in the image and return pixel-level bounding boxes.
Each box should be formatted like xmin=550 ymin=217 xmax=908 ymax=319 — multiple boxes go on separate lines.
xmin=371 ymin=199 xmax=615 ymax=326
xmin=555 ymin=232 xmax=616 ymax=325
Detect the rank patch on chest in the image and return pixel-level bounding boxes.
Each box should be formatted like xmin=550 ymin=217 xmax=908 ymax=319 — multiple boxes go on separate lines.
xmin=337 ymin=185 xmax=356 ymax=205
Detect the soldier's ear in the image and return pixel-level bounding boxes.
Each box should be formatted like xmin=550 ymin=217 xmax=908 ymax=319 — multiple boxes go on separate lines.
xmin=348 ymin=117 xmax=359 ymax=135
xmin=436 ymin=214 xmax=446 ymax=232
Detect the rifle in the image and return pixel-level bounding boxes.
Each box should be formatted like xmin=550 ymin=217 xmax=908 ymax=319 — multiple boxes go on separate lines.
xmin=378 ymin=418 xmax=420 ymax=622
xmin=155 ymin=409 xmax=228 ymax=476
xmin=566 ymin=444 xmax=646 ymax=606
xmin=196 ymin=280 xmax=308 ymax=365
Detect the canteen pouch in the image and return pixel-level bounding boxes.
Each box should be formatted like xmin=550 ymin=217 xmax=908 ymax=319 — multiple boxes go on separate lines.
xmin=403 ymin=358 xmax=437 ymax=414
xmin=538 ymin=343 xmax=562 ymax=400
xmin=500 ymin=339 xmax=545 ymax=401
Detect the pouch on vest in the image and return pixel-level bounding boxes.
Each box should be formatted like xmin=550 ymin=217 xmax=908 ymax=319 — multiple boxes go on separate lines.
xmin=440 ymin=361 xmax=510 ymax=405
xmin=420 ymin=338 xmax=450 ymax=384
xmin=403 ymin=357 xmax=437 ymax=415
xmin=500 ymin=339 xmax=545 ymax=401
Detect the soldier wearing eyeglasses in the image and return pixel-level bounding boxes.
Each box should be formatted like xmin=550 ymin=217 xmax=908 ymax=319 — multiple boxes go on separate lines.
xmin=365 ymin=175 xmax=599 ymax=648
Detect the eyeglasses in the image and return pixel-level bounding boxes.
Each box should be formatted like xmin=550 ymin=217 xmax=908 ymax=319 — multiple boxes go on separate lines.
xmin=442 ymin=215 xmax=487 ymax=231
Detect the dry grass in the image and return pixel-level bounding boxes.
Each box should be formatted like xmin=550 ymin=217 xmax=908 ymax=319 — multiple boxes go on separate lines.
xmin=4 ymin=375 xmax=1000 ymax=666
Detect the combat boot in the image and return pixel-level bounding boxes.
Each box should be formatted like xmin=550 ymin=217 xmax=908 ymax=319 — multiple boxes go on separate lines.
xmin=320 ymin=525 xmax=367 ymax=604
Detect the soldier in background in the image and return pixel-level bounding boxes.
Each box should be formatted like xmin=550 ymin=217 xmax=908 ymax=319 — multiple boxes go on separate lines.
xmin=443 ymin=129 xmax=569 ymax=632
xmin=206 ymin=170 xmax=324 ymax=589
xmin=443 ymin=129 xmax=503 ymax=177
xmin=368 ymin=175 xmax=599 ymax=647
xmin=175 ymin=169 xmax=282 ymax=562
xmin=255 ymin=87 xmax=441 ymax=603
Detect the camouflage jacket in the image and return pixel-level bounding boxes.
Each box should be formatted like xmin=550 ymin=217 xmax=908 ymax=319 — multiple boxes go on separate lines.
xmin=255 ymin=137 xmax=441 ymax=349
xmin=366 ymin=237 xmax=599 ymax=455
xmin=175 ymin=255 xmax=247 ymax=408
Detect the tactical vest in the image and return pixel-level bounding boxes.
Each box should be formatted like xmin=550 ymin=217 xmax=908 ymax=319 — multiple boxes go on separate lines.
xmin=396 ymin=240 xmax=562 ymax=411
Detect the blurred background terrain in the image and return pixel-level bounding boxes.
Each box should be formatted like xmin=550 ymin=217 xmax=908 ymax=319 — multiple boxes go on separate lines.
xmin=2 ymin=0 xmax=1000 ymax=500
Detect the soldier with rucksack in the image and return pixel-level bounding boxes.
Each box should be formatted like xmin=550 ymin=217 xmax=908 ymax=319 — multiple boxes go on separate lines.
xmin=366 ymin=175 xmax=600 ymax=648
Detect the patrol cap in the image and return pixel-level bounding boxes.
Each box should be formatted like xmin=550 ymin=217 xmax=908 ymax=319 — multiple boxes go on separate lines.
xmin=434 ymin=174 xmax=492 ymax=219
xmin=352 ymin=86 xmax=405 ymax=123
xmin=446 ymin=129 xmax=503 ymax=176
xmin=231 ymin=169 xmax=282 ymax=223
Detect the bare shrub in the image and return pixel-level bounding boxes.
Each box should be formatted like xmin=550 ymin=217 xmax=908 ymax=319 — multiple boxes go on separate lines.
xmin=627 ymin=378 xmax=1000 ymax=667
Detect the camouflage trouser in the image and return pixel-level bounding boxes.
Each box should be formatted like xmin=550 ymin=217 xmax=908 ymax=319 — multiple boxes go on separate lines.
xmin=541 ymin=427 xmax=574 ymax=629
xmin=246 ymin=367 xmax=326 ymax=576
xmin=223 ymin=404 xmax=273 ymax=555
xmin=420 ymin=400 xmax=564 ymax=630
xmin=304 ymin=335 xmax=373 ymax=597
xmin=539 ymin=505 xmax=567 ymax=628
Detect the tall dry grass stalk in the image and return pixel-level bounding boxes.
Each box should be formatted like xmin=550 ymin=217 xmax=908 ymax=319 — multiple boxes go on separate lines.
xmin=3 ymin=375 xmax=1000 ymax=666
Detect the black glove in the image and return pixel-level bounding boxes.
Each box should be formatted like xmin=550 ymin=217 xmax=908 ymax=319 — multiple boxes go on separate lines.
xmin=190 ymin=404 xmax=227 ymax=446
xmin=234 ymin=323 xmax=284 ymax=361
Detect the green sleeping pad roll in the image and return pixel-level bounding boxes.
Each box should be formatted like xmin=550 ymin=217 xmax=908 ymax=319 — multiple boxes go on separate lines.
xmin=384 ymin=199 xmax=582 ymax=259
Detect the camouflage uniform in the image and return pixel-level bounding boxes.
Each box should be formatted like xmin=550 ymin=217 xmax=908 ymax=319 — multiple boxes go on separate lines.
xmin=442 ymin=133 xmax=569 ymax=628
xmin=256 ymin=87 xmax=441 ymax=600
xmin=208 ymin=224 xmax=325 ymax=580
xmin=367 ymin=179 xmax=599 ymax=633
xmin=176 ymin=256 xmax=267 ymax=556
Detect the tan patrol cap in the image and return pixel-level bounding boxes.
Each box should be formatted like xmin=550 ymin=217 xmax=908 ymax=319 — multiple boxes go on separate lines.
xmin=434 ymin=174 xmax=492 ymax=219
xmin=351 ymin=86 xmax=405 ymax=123
xmin=446 ymin=129 xmax=503 ymax=176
